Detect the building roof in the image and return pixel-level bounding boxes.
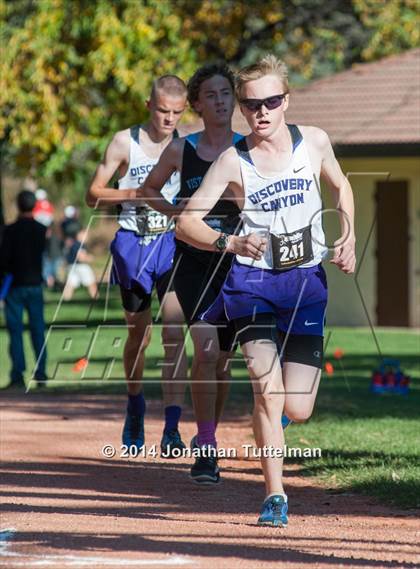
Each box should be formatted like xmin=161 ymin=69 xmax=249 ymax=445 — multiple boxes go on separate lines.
xmin=232 ymin=49 xmax=420 ymax=149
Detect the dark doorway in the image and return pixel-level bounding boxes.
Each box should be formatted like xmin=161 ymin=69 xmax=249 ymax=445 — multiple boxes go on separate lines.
xmin=376 ymin=180 xmax=409 ymax=326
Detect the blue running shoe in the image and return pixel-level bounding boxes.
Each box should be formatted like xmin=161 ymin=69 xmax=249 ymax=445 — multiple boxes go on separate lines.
xmin=122 ymin=413 xmax=144 ymax=450
xmin=160 ymin=429 xmax=186 ymax=458
xmin=258 ymin=495 xmax=288 ymax=527
xmin=282 ymin=415 xmax=292 ymax=429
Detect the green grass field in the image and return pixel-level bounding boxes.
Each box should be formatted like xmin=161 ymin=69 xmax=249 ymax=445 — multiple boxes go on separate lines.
xmin=1 ymin=288 xmax=419 ymax=509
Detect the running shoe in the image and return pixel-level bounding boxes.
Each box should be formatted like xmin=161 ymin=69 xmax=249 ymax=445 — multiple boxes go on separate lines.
xmin=122 ymin=412 xmax=145 ymax=450
xmin=160 ymin=429 xmax=186 ymax=458
xmin=258 ymin=494 xmax=288 ymax=527
xmin=190 ymin=448 xmax=220 ymax=485
xmin=282 ymin=414 xmax=292 ymax=429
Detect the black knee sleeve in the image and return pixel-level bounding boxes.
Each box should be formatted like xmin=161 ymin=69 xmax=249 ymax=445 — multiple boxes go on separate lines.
xmin=233 ymin=312 xmax=323 ymax=368
xmin=119 ymin=283 xmax=151 ymax=313
xmin=279 ymin=333 xmax=324 ymax=369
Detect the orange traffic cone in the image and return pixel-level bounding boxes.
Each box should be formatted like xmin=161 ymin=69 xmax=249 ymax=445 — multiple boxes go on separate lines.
xmin=72 ymin=357 xmax=88 ymax=373
xmin=325 ymin=361 xmax=334 ymax=376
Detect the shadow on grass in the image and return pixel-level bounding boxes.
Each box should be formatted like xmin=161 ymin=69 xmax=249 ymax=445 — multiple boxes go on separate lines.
xmin=298 ymin=449 xmax=420 ymax=509
xmin=346 ymin=477 xmax=420 ymax=510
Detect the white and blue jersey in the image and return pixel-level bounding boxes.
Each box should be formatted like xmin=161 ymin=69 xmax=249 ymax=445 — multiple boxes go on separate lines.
xmin=236 ymin=124 xmax=327 ymax=270
xmin=110 ymin=125 xmax=179 ymax=294
xmin=117 ymin=125 xmax=180 ymax=239
xmin=200 ymin=125 xmax=328 ymax=340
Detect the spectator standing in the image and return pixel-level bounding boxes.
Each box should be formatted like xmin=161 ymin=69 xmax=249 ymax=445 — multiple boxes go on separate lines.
xmin=0 ymin=190 xmax=48 ymax=388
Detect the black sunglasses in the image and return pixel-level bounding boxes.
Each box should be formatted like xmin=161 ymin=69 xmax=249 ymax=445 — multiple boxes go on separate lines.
xmin=239 ymin=94 xmax=287 ymax=112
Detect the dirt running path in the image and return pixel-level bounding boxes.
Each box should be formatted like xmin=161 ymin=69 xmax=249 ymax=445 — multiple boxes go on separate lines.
xmin=1 ymin=393 xmax=419 ymax=568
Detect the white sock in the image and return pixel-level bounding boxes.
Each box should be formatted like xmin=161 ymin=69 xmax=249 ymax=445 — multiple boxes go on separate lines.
xmin=265 ymin=492 xmax=288 ymax=502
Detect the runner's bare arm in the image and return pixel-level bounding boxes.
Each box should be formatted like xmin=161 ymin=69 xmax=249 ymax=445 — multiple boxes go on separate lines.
xmin=86 ymin=130 xmax=136 ymax=208
xmin=176 ymin=147 xmax=267 ymax=260
xmin=317 ymin=129 xmax=356 ymax=274
xmin=137 ymin=139 xmax=184 ymax=217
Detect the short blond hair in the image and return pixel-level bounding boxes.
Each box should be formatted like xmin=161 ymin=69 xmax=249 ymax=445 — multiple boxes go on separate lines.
xmin=236 ymin=55 xmax=289 ymax=99
xmin=151 ymin=75 xmax=187 ymax=101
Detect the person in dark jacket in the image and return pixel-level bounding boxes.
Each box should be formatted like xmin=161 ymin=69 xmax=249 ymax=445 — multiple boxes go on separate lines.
xmin=0 ymin=190 xmax=47 ymax=388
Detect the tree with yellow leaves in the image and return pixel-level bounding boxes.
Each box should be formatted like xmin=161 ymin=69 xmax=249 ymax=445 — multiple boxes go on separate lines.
xmin=1 ymin=0 xmax=418 ymax=206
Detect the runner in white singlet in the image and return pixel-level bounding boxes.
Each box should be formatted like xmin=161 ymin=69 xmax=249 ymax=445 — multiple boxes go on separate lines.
xmin=176 ymin=55 xmax=356 ymax=526
xmin=86 ymin=76 xmax=189 ymax=458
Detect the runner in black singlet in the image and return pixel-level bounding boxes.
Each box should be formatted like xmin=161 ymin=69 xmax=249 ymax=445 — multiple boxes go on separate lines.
xmin=140 ymin=64 xmax=242 ymax=484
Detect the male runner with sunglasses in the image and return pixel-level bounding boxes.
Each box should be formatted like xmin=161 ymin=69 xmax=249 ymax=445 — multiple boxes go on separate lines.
xmin=176 ymin=55 xmax=356 ymax=525
xmin=87 ymin=75 xmax=188 ymax=457
xmin=139 ymin=64 xmax=242 ymax=484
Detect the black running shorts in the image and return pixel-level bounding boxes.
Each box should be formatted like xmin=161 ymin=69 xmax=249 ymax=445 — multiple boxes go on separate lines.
xmin=173 ymin=249 xmax=236 ymax=352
